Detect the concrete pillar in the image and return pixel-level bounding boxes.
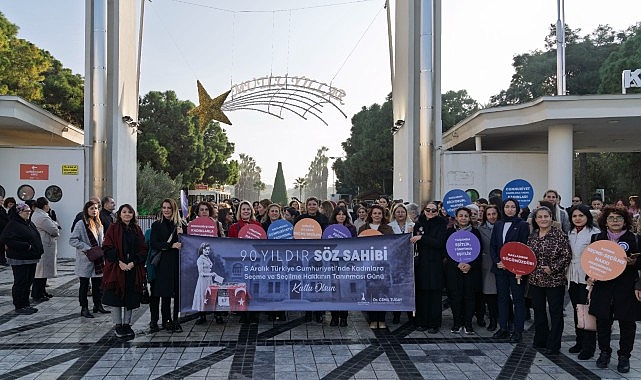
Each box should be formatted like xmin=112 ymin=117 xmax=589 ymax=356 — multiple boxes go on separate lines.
xmin=474 ymin=135 xmax=482 ymax=151
xmin=547 ymin=124 xmax=573 ymax=205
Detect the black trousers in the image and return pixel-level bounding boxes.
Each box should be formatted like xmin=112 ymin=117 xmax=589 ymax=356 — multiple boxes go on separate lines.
xmin=31 ymin=278 xmax=47 ymax=299
xmin=529 ymin=284 xmax=565 ymax=351
xmin=568 ymin=281 xmax=596 ymax=353
xmin=368 ymin=311 xmax=386 ymax=322
xmin=449 ymin=278 xmax=476 ymax=328
xmin=149 ymin=281 xmax=178 ymax=323
xmin=11 ymin=263 xmax=36 ymax=310
xmin=331 ymin=311 xmax=348 ymax=319
xmin=79 ymin=277 xmax=102 ymax=308
xmin=597 ymin=315 xmax=636 ymax=359
xmin=415 ymin=289 xmax=442 ymax=328
xmin=483 ymin=294 xmax=498 ymax=323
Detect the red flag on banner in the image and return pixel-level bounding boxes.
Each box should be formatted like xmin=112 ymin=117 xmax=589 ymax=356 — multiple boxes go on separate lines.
xmin=228 ymin=284 xmax=249 ymax=311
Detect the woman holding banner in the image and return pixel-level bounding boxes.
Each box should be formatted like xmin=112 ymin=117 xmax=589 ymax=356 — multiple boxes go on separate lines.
xmin=490 ymin=198 xmax=530 ymax=343
xmin=358 ymin=204 xmax=394 ymax=329
xmin=566 ymin=205 xmax=599 ymax=360
xmin=328 ymin=207 xmax=357 ymax=327
xmin=389 ymin=203 xmax=415 ymax=325
xmin=588 ymin=206 xmax=641 ymax=373
xmin=526 ymin=206 xmax=571 ymax=355
xmin=149 ymin=198 xmax=184 ymax=333
xmin=444 ymin=207 xmax=482 ymax=334
xmin=410 ymin=202 xmax=447 ymax=333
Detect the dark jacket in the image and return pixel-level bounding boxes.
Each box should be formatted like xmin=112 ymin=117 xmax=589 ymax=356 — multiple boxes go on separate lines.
xmin=357 ymin=223 xmax=394 ymax=235
xmin=0 ymin=207 xmax=8 ymax=232
xmin=295 ymin=212 xmax=329 ymax=231
xmin=99 ymin=208 xmax=115 ymax=233
xmin=149 ymin=218 xmax=182 ymax=297
xmin=489 ymin=219 xmax=530 ymax=274
xmin=413 ymin=214 xmax=447 ymax=290
xmin=589 ymin=230 xmax=641 ymax=321
xmin=444 ymin=226 xmax=483 ymax=292
xmin=0 ymin=212 xmax=44 ymax=261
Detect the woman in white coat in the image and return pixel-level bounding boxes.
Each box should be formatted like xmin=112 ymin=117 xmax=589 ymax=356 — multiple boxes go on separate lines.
xmin=70 ymin=200 xmax=109 ymax=318
xmin=30 ymin=197 xmax=59 ymax=302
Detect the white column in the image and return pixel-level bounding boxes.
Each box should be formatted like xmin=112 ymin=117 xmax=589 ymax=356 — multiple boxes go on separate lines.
xmin=474 ymin=135 xmax=482 ymax=151
xmin=547 ymin=124 xmax=573 ymax=205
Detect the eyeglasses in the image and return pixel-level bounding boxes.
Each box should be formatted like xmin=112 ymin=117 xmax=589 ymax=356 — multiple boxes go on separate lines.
xmin=425 ymin=208 xmax=438 ymax=213
xmin=607 ymin=216 xmax=624 ymax=222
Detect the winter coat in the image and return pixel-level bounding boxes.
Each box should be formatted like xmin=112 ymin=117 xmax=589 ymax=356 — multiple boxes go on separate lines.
xmin=589 ymin=230 xmax=641 ymax=321
xmin=70 ymin=219 xmax=104 ymax=278
xmin=0 ymin=212 xmax=44 ymax=261
xmin=489 ymin=219 xmax=530 ymax=274
xmin=227 ymin=219 xmax=262 ymax=238
xmin=444 ymin=226 xmax=483 ymax=292
xmin=295 ymin=212 xmax=329 ymax=231
xmin=567 ymin=226 xmax=600 ymax=285
xmin=31 ymin=208 xmax=59 ymax=278
xmin=527 ymin=227 xmax=572 ymax=288
xmin=412 ymin=214 xmax=447 ymax=290
xmin=149 ymin=218 xmax=181 ymax=297
xmin=478 ymin=222 xmax=497 ymax=294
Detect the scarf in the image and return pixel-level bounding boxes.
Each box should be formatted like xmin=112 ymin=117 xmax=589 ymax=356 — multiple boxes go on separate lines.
xmin=455 ymin=224 xmax=473 ymax=232
xmin=607 ymin=229 xmax=626 ymax=242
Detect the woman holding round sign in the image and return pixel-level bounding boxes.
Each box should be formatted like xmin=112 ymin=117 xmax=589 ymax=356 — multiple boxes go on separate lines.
xmin=588 ymin=206 xmax=641 ymax=373
xmin=227 ymin=201 xmax=262 ymax=238
xmin=526 ymin=206 xmax=572 ymax=355
xmin=444 ymin=207 xmax=482 ymax=334
xmin=566 ymin=205 xmax=599 ymax=360
xmin=327 ymin=207 xmax=357 ymax=327
xmin=358 ymin=204 xmax=394 ymax=329
xmin=260 ymin=203 xmax=283 ymax=232
xmin=490 ymin=198 xmax=531 ymax=343
xmin=410 ymin=202 xmax=447 ymax=333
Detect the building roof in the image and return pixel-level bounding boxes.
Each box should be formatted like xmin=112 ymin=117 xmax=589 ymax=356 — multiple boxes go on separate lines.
xmin=0 ymin=95 xmax=84 ymax=147
xmin=442 ymin=94 xmax=641 ymax=153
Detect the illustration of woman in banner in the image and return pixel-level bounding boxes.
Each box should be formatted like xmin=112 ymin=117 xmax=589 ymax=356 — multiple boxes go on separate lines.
xmin=192 ymin=243 xmax=224 ymax=324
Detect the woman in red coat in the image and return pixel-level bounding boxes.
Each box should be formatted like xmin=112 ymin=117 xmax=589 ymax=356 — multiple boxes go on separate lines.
xmin=102 ymin=204 xmax=148 ymax=338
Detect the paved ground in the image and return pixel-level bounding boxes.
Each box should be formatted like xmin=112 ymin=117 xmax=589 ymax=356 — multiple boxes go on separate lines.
xmin=1 ymin=259 xmax=640 ymax=379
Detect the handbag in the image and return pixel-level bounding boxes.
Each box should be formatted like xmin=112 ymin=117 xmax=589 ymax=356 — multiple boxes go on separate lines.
xmin=140 ymin=281 xmax=150 ymax=304
xmin=576 ymin=286 xmax=597 ymax=331
xmin=85 ymin=246 xmax=104 ymax=261
xmin=149 ymin=231 xmax=174 ymax=267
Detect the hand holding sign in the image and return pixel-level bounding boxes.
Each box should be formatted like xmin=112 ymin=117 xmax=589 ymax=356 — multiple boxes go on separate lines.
xmin=238 ymin=224 xmax=266 ymax=239
xmin=293 ymin=219 xmax=322 ymax=239
xmin=442 ymin=189 xmax=472 ymax=217
xmin=446 ymin=230 xmax=480 ymax=264
xmin=499 ymin=242 xmax=537 ymax=284
xmin=581 ymin=240 xmax=627 ymax=281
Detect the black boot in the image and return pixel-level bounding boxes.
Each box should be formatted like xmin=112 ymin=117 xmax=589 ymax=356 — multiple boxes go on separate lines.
xmin=487 ymin=319 xmax=497 ymax=332
xmin=80 ymin=306 xmax=94 ymax=318
xmin=93 ymin=304 xmax=111 ymax=314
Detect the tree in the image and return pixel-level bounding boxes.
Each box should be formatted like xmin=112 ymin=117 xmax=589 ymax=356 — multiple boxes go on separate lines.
xmin=598 ymin=23 xmax=641 ymax=94
xmin=335 ymin=94 xmax=393 ymax=196
xmin=235 ymin=153 xmax=262 ymax=201
xmin=39 ymin=54 xmax=84 ymax=126
xmin=253 ymin=180 xmax=266 ymax=200
xmin=137 ymin=162 xmax=183 ymax=215
xmin=271 ymin=162 xmax=288 ymax=206
xmin=137 ymin=90 xmax=237 ymax=188
xmin=305 ymin=147 xmax=329 ymax=199
xmin=441 ymin=90 xmax=479 ymax=132
xmin=294 ymin=177 xmax=308 ymax=201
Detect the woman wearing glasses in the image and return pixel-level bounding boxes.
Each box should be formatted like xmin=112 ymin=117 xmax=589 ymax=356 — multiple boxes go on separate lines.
xmin=410 ymin=202 xmax=447 ymax=333
xmin=588 ymin=206 xmax=641 ymax=373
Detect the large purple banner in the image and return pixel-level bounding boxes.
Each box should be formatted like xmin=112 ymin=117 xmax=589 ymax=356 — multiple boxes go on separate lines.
xmin=179 ymin=234 xmax=414 ymax=312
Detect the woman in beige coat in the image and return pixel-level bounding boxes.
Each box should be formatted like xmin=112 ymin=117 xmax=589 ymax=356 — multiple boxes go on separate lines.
xmin=30 ymin=197 xmax=59 ymax=302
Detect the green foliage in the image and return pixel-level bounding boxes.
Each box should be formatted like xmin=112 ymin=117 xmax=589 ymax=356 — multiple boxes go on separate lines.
xmin=39 ymin=54 xmax=84 ymax=126
xmin=235 ymin=153 xmax=262 ymax=201
xmin=270 ymin=162 xmax=288 ymax=206
xmin=137 ymin=162 xmax=183 ymax=215
xmin=598 ymin=23 xmax=641 ymax=94
xmin=335 ymin=94 xmax=393 ymax=195
xmin=305 ymin=147 xmax=329 ymax=199
xmin=294 ymin=177 xmax=308 ymax=201
xmin=137 ymin=90 xmax=237 ymax=188
xmin=442 ymin=90 xmax=479 ymax=132
xmin=575 ymin=153 xmax=641 ymax=203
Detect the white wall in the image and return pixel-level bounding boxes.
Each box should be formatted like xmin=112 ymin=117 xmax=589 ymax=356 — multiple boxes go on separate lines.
xmin=441 ymin=151 xmax=548 ymax=208
xmin=0 ymin=146 xmax=86 ymax=258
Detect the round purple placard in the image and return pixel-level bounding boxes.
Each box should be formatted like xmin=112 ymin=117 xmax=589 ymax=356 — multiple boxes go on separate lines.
xmin=446 ymin=230 xmax=481 ymax=263
xmin=322 ymin=224 xmax=352 ymax=239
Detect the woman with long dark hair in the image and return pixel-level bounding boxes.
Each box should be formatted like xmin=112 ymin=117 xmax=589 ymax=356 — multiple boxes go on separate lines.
xmin=102 ymin=204 xmax=147 ymax=338
xmin=328 ymin=206 xmax=357 ymax=327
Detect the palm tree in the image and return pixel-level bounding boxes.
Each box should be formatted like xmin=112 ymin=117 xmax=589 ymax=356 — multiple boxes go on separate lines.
xmin=253 ymin=180 xmax=266 ymax=200
xmin=294 ymin=177 xmax=308 ymax=201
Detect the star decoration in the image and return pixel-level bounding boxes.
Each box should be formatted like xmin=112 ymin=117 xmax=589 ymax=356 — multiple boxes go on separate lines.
xmin=189 ymin=80 xmax=232 ymax=129
xmin=238 ymin=297 xmax=245 ymax=306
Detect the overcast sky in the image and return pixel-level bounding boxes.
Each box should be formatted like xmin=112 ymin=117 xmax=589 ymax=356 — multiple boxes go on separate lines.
xmin=2 ymin=0 xmax=639 ymax=191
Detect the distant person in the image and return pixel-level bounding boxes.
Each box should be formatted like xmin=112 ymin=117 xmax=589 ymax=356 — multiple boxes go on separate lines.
xmin=100 ymin=196 xmax=116 ymax=232
xmin=0 ymin=195 xmax=9 ymax=266
xmin=590 ymin=196 xmax=604 ymax=211
xmin=30 ymin=197 xmax=59 ymax=302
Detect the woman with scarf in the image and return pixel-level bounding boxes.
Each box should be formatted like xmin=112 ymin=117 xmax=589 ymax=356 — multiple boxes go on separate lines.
xmin=70 ymin=200 xmax=109 ymax=318
xmin=588 ymin=206 xmax=641 ymax=373
xmin=490 ymin=198 xmax=530 ymax=343
xmin=149 ymin=198 xmax=185 ymax=333
xmin=102 ymin=204 xmax=147 ymax=338
xmin=444 ymin=207 xmax=482 ymax=334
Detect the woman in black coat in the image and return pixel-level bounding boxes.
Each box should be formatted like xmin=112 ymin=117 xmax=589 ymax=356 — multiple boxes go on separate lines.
xmin=410 ymin=202 xmax=447 ymax=333
xmin=149 ymin=198 xmax=185 ymax=333
xmin=588 ymin=206 xmax=641 ymax=373
xmin=444 ymin=207 xmax=482 ymax=335
xmin=0 ymin=203 xmax=44 ymax=314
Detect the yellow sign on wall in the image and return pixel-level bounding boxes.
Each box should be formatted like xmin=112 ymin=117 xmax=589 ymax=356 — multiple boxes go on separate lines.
xmin=62 ymin=165 xmax=79 ymax=175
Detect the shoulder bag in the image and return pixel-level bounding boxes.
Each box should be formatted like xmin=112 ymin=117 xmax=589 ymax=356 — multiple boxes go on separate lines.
xmin=149 ymin=231 xmax=174 ymax=267
xmin=576 ymin=285 xmax=596 ymax=331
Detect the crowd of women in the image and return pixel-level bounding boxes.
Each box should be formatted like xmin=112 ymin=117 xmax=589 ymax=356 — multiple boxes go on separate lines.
xmin=2 ymin=191 xmax=641 ymax=374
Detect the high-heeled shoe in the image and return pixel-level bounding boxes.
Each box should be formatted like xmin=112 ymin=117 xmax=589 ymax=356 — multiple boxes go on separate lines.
xmin=80 ymin=306 xmax=94 ymax=318
xmin=93 ymin=304 xmax=111 ymax=314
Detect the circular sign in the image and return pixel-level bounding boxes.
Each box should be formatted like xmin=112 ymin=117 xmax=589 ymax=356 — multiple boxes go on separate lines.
xmin=499 ymin=242 xmax=537 ymax=276
xmin=322 ymin=224 xmax=352 ymax=239
xmin=446 ymin=230 xmax=481 ymax=263
xmin=502 ymin=179 xmax=534 ymax=209
xmin=267 ymin=219 xmax=294 ymax=239
xmin=293 ymin=218 xmax=322 ymax=239
xmin=581 ymin=240 xmax=627 ymax=281
xmin=358 ymin=229 xmax=383 ymax=237
xmin=188 ymin=216 xmax=218 ymax=237
xmin=238 ymin=224 xmax=266 ymax=239
xmin=442 ymin=189 xmax=472 ymax=217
